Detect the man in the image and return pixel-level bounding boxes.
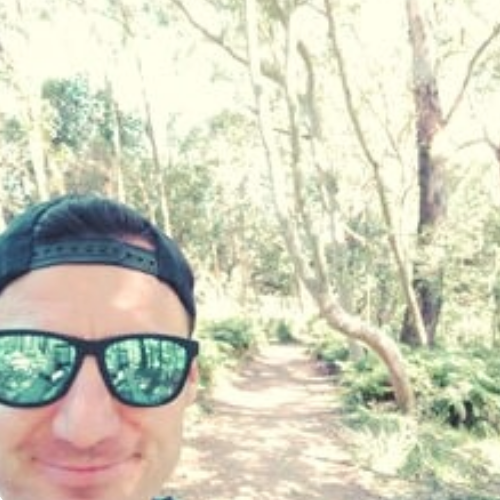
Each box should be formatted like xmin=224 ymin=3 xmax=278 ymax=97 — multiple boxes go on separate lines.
xmin=0 ymin=194 xmax=199 ymax=500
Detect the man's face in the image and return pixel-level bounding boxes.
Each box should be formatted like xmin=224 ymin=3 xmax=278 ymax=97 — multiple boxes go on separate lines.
xmin=0 ymin=264 xmax=197 ymax=500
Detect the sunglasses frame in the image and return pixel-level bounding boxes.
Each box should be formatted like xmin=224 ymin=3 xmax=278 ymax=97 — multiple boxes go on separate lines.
xmin=0 ymin=329 xmax=199 ymax=408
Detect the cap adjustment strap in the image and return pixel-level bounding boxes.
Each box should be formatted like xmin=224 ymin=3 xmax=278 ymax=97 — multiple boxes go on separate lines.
xmin=30 ymin=238 xmax=158 ymax=276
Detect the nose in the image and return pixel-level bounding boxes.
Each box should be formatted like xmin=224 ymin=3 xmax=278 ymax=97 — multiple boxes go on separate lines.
xmin=51 ymin=358 xmax=122 ymax=448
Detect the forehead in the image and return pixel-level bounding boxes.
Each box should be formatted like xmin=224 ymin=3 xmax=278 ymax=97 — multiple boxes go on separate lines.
xmin=0 ymin=264 xmax=189 ymax=336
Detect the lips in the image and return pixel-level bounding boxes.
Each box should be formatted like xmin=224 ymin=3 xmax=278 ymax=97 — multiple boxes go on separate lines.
xmin=36 ymin=457 xmax=136 ymax=488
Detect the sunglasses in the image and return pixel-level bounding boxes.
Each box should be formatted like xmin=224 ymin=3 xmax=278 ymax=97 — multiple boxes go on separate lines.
xmin=0 ymin=329 xmax=199 ymax=408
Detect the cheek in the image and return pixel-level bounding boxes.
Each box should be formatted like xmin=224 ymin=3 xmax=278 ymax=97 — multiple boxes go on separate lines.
xmin=0 ymin=406 xmax=53 ymax=458
xmin=0 ymin=407 xmax=39 ymax=445
xmin=0 ymin=408 xmax=47 ymax=485
xmin=137 ymin=401 xmax=188 ymax=441
xmin=134 ymin=405 xmax=187 ymax=483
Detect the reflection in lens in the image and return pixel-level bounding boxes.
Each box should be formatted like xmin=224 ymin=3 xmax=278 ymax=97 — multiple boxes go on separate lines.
xmin=106 ymin=337 xmax=188 ymax=405
xmin=0 ymin=334 xmax=76 ymax=405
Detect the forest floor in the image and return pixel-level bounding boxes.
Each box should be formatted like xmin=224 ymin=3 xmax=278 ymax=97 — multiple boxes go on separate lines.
xmin=167 ymin=342 xmax=428 ymax=500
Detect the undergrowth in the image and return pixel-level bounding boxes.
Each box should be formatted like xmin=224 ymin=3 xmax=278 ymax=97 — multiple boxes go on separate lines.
xmin=307 ymin=325 xmax=500 ymax=497
xmin=195 ymin=316 xmax=267 ymax=392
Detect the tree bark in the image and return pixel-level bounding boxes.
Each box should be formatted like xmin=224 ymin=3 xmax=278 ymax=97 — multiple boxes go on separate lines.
xmin=320 ymin=297 xmax=415 ymax=412
xmin=401 ymin=0 xmax=446 ymax=346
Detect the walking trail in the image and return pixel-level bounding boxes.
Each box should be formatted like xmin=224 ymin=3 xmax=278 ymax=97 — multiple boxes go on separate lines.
xmin=168 ymin=343 xmax=410 ymax=500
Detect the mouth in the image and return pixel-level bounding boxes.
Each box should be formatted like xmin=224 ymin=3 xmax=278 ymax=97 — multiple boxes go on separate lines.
xmin=36 ymin=457 xmax=137 ymax=488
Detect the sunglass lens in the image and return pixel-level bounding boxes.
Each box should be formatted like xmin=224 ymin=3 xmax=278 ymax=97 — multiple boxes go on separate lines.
xmin=105 ymin=337 xmax=189 ymax=406
xmin=0 ymin=333 xmax=76 ymax=407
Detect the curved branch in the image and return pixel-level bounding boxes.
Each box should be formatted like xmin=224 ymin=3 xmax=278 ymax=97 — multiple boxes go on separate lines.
xmin=169 ymin=0 xmax=247 ymax=66
xmin=444 ymin=23 xmax=500 ymax=125
xmin=168 ymin=0 xmax=284 ymax=85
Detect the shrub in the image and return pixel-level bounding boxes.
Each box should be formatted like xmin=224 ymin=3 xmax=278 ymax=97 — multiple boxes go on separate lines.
xmin=407 ymin=346 xmax=500 ymax=435
xmin=306 ymin=320 xmax=350 ymax=373
xmin=340 ymin=353 xmax=394 ymax=407
xmin=310 ymin=335 xmax=500 ymax=494
xmin=194 ymin=317 xmax=262 ymax=397
xmin=201 ymin=317 xmax=260 ymax=359
xmin=195 ymin=335 xmax=226 ymax=392
xmin=271 ymin=319 xmax=296 ymax=343
xmin=312 ymin=336 xmax=500 ymax=435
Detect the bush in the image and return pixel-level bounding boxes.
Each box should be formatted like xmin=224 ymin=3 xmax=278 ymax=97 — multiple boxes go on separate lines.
xmin=195 ymin=335 xmax=226 ymax=392
xmin=202 ymin=317 xmax=259 ymax=358
xmin=407 ymin=346 xmax=500 ymax=435
xmin=310 ymin=335 xmax=500 ymax=494
xmin=340 ymin=352 xmax=394 ymax=408
xmin=343 ymin=406 xmax=500 ymax=497
xmin=271 ymin=319 xmax=296 ymax=343
xmin=310 ymin=334 xmax=500 ymax=435
xmin=194 ymin=317 xmax=263 ymax=396
xmin=306 ymin=320 xmax=350 ymax=373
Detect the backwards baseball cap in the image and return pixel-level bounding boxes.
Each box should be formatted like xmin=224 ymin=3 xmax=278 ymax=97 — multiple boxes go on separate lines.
xmin=0 ymin=196 xmax=196 ymax=327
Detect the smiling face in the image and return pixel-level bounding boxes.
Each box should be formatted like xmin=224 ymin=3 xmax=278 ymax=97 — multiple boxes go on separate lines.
xmin=0 ymin=264 xmax=197 ymax=500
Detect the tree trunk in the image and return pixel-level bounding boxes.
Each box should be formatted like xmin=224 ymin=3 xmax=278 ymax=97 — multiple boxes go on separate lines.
xmin=26 ymin=95 xmax=49 ymax=201
xmin=116 ymin=1 xmax=172 ymax=232
xmin=13 ymin=0 xmax=49 ymax=201
xmin=244 ymin=0 xmax=415 ymax=412
xmin=321 ymin=297 xmax=415 ymax=412
xmin=401 ymin=0 xmax=446 ymax=346
xmin=324 ymin=0 xmax=429 ymax=347
xmin=104 ymin=79 xmax=126 ymax=202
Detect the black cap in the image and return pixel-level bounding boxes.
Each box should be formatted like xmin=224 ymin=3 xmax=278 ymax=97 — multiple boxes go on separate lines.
xmin=0 ymin=197 xmax=196 ymax=326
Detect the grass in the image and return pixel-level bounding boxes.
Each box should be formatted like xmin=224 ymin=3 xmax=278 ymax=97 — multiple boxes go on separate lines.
xmin=341 ymin=407 xmax=500 ymax=499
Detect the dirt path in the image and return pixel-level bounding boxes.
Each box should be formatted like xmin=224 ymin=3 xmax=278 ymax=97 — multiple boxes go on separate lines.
xmin=167 ymin=342 xmax=402 ymax=500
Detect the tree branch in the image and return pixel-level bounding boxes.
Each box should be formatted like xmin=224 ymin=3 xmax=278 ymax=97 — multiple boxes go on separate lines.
xmin=325 ymin=0 xmax=428 ymax=346
xmin=444 ymin=23 xmax=500 ymax=125
xmin=169 ymin=0 xmax=247 ymax=66
xmin=167 ymin=0 xmax=285 ymax=86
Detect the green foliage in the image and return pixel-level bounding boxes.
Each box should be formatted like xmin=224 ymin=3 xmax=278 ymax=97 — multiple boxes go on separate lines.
xmin=266 ymin=318 xmax=296 ymax=344
xmin=312 ymin=334 xmax=500 ymax=435
xmin=309 ymin=333 xmax=500 ymax=495
xmin=407 ymin=346 xmax=500 ymax=436
xmin=305 ymin=320 xmax=351 ymax=376
xmin=167 ymin=111 xmax=294 ymax=299
xmin=399 ymin=425 xmax=500 ymax=498
xmin=401 ymin=426 xmax=470 ymax=479
xmin=340 ymin=352 xmax=395 ymax=408
xmin=203 ymin=317 xmax=259 ymax=357
xmin=200 ymin=317 xmax=262 ymax=359
xmin=307 ymin=322 xmax=396 ymax=401
xmin=194 ymin=317 xmax=265 ymax=394
xmin=0 ymin=117 xmax=25 ymax=144
xmin=195 ymin=334 xmax=227 ymax=392
xmin=251 ymin=237 xmax=295 ymax=296
xmin=42 ymin=75 xmax=146 ymax=156
xmin=310 ymin=335 xmax=350 ymax=368
xmin=343 ymin=408 xmax=500 ymax=498
xmin=43 ymin=76 xmax=96 ymax=151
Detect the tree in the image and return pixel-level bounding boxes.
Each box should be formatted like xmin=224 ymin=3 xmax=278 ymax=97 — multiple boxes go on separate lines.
xmin=323 ymin=0 xmax=429 ymax=349
xmin=41 ymin=74 xmax=147 ymax=196
xmin=401 ymin=0 xmax=500 ymax=346
xmin=0 ymin=0 xmax=52 ymax=201
xmin=170 ymin=0 xmax=415 ymax=411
